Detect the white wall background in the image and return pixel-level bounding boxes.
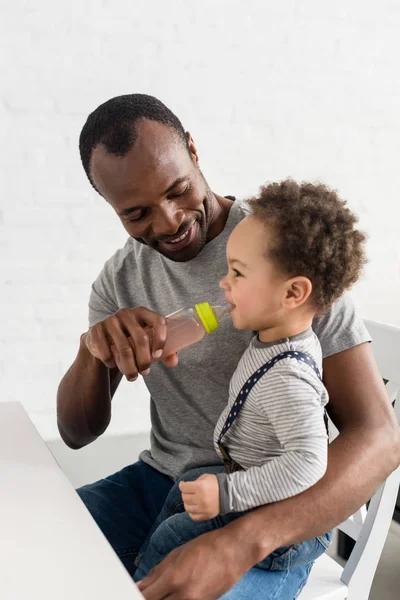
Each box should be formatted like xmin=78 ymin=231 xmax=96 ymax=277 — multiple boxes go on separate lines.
xmin=1 ymin=0 xmax=400 ymax=441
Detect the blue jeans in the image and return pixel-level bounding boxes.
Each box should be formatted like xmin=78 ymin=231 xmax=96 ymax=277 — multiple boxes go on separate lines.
xmin=78 ymin=461 xmax=331 ymax=599
xmin=134 ymin=466 xmax=332 ymax=583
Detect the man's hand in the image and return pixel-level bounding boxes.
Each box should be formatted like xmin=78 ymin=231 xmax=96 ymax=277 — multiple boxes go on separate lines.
xmin=82 ymin=306 xmax=178 ymax=381
xmin=179 ymin=474 xmax=220 ymax=520
xmin=137 ymin=528 xmax=252 ymax=600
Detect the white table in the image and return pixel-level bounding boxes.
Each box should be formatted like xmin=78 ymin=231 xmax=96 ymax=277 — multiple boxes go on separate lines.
xmin=0 ymin=401 xmax=143 ymax=600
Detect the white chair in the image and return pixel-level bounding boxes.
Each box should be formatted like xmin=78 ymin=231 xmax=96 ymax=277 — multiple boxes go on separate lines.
xmin=300 ymin=319 xmax=400 ymax=600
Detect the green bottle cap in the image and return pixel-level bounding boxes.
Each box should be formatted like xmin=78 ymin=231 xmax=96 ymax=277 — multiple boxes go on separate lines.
xmin=194 ymin=302 xmax=219 ymax=334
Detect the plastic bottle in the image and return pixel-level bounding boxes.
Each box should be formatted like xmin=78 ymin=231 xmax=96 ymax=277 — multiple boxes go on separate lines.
xmin=160 ymin=302 xmax=230 ymax=358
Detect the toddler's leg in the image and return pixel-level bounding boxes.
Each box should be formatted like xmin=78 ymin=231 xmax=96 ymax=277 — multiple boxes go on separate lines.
xmin=135 ymin=465 xmax=226 ymax=567
xmin=134 ymin=511 xmax=223 ymax=581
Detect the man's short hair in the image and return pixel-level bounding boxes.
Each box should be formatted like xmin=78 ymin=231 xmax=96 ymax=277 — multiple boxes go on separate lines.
xmin=79 ymin=94 xmax=189 ymax=192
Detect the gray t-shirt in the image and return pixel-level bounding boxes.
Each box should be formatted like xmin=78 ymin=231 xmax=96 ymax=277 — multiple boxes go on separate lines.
xmin=89 ymin=200 xmax=371 ymax=480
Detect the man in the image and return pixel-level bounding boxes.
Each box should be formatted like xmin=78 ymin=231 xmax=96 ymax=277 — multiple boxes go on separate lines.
xmin=57 ymin=94 xmax=400 ymax=600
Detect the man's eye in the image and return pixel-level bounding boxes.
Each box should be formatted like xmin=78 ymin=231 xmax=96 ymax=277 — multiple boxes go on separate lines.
xmin=168 ymin=185 xmax=190 ymax=199
xmin=128 ymin=209 xmax=147 ymax=223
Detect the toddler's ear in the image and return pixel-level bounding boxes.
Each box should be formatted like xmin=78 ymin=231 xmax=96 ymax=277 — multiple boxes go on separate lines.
xmin=282 ymin=276 xmax=312 ymax=310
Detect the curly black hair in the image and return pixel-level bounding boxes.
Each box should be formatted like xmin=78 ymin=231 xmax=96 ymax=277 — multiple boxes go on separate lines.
xmin=79 ymin=94 xmax=190 ymax=192
xmin=247 ymin=179 xmax=367 ymax=312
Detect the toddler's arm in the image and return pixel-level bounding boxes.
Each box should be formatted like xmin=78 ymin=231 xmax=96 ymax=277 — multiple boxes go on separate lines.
xmin=218 ymin=364 xmax=328 ymax=514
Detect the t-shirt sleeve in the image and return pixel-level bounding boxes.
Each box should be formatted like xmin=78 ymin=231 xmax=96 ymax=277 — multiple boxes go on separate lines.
xmin=88 ymin=258 xmax=120 ymax=328
xmin=312 ymin=293 xmax=371 ymax=358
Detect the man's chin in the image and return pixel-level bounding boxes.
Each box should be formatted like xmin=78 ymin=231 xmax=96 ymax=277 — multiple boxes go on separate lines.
xmin=156 ymin=226 xmax=206 ymax=262
xmin=158 ymin=241 xmax=205 ymax=263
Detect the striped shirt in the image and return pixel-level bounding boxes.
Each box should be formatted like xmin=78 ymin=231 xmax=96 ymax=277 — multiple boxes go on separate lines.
xmin=214 ymin=328 xmax=329 ymax=514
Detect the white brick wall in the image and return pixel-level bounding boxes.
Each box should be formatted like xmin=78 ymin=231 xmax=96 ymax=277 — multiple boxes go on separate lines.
xmin=1 ymin=0 xmax=399 ymax=440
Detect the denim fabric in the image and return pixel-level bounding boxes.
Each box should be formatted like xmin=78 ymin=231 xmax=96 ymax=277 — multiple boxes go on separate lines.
xmin=134 ymin=507 xmax=331 ymax=580
xmin=77 ymin=460 xmax=174 ymax=576
xmin=218 ymin=561 xmax=316 ymax=600
xmin=78 ymin=462 xmax=331 ymax=599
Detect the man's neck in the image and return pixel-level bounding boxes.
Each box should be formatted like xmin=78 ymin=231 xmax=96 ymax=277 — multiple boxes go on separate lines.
xmin=206 ymin=194 xmax=234 ymax=243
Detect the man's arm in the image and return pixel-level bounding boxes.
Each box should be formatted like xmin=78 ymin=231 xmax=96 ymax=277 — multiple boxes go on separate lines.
xmin=57 ymin=307 xmax=171 ymax=449
xmin=57 ymin=334 xmax=122 ymax=449
xmin=138 ymin=342 xmax=400 ymax=600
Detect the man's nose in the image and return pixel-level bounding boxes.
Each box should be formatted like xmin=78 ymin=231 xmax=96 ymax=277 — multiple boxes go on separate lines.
xmin=152 ymin=203 xmax=185 ymax=237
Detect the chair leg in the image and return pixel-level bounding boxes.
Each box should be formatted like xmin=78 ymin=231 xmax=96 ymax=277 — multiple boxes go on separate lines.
xmin=338 ymin=531 xmax=355 ymax=560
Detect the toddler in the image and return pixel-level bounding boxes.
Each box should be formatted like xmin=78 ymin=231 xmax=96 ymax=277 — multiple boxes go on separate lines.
xmin=134 ymin=179 xmax=366 ymax=579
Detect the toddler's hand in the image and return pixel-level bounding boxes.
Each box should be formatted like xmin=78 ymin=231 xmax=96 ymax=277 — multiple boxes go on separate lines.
xmin=179 ymin=474 xmax=220 ymax=521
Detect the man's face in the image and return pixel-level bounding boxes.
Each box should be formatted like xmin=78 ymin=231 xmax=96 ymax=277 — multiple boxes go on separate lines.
xmin=90 ymin=119 xmax=215 ymax=262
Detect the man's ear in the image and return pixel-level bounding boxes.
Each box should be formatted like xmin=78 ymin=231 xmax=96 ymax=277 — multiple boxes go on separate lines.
xmin=282 ymin=276 xmax=313 ymax=310
xmin=186 ymin=132 xmax=199 ymax=164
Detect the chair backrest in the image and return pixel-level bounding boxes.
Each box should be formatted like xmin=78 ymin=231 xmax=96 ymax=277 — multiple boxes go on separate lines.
xmin=335 ymin=319 xmax=400 ymax=598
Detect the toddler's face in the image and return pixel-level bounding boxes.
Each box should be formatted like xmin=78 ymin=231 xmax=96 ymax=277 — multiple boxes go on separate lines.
xmin=220 ymin=216 xmax=289 ymax=332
